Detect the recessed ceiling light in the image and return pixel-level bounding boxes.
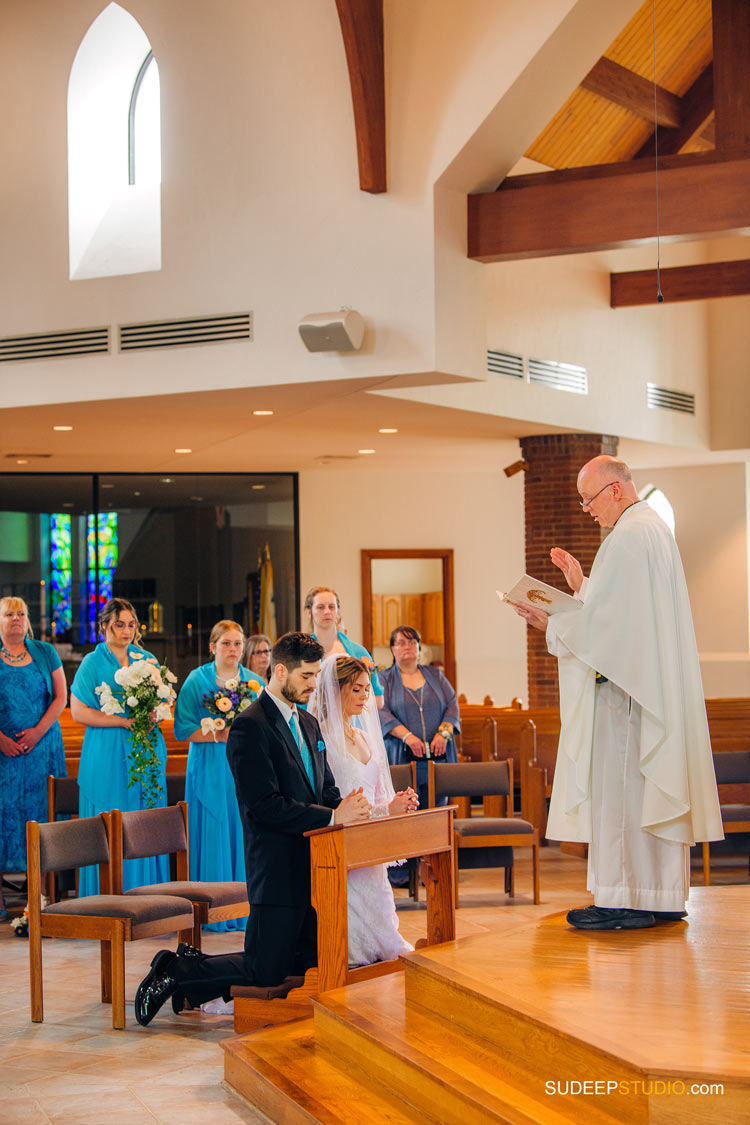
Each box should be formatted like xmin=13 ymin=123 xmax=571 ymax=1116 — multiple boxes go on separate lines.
xmin=101 ymin=484 xmax=114 ymax=489
xmin=252 ymin=484 xmax=265 ymax=490
xmin=133 ymin=491 xmax=141 ymax=496
xmin=161 ymin=478 xmax=174 ymax=484
xmin=378 ymin=428 xmax=398 ymax=434
xmin=174 ymin=448 xmax=192 ymax=454
xmin=358 ymin=449 xmax=376 ymax=455
xmin=252 ymin=410 xmax=274 ymax=416
xmin=53 ymin=425 xmax=73 ymax=431
xmin=16 ymin=459 xmax=28 ymax=465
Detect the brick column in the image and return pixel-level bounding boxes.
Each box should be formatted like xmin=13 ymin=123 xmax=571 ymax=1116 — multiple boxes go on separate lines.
xmin=519 ymin=433 xmax=618 ymax=708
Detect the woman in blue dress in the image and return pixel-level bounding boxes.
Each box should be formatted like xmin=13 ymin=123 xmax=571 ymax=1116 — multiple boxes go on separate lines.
xmin=378 ymin=624 xmax=460 ymax=810
xmin=0 ymin=597 xmax=67 ymax=918
xmin=304 ymin=585 xmax=384 ymax=705
xmin=174 ymin=620 xmax=262 ymax=932
xmin=70 ymin=598 xmax=170 ymax=895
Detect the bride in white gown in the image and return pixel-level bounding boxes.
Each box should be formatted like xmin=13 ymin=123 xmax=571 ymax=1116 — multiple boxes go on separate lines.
xmin=310 ymin=654 xmax=419 ymax=966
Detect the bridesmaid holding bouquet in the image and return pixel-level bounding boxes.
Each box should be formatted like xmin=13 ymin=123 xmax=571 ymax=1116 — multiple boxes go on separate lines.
xmin=174 ymin=620 xmax=262 ymax=932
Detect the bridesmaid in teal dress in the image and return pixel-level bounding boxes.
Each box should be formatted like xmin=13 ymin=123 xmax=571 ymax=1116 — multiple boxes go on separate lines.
xmin=174 ymin=620 xmax=262 ymax=932
xmin=71 ymin=598 xmax=170 ymax=896
xmin=0 ymin=597 xmax=67 ymax=919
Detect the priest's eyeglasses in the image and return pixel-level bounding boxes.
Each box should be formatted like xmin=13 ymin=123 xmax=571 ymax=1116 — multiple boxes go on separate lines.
xmin=579 ymin=481 xmax=617 ymax=509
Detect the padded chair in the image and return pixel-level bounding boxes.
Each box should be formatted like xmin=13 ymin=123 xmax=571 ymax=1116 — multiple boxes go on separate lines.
xmin=46 ymin=774 xmax=80 ymax=903
xmin=26 ymin=815 xmax=194 ymax=1029
xmin=389 ymin=762 xmax=420 ymax=900
xmin=166 ymin=772 xmax=186 ymax=805
xmin=110 ymin=801 xmax=249 ymax=949
xmin=702 ymin=751 xmax=750 ymax=885
xmin=427 ymin=760 xmax=540 ymax=906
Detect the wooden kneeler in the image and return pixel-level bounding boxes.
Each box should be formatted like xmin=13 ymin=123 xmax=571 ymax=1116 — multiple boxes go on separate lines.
xmin=231 ymin=806 xmax=456 ymax=1032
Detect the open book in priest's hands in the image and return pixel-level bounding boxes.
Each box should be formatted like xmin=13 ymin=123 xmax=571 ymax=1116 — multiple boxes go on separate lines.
xmin=497 ymin=575 xmax=582 ymax=615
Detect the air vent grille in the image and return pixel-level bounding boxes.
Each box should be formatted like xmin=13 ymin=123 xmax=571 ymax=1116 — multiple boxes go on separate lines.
xmin=487 ymin=349 xmax=523 ymax=379
xmin=528 ymin=357 xmax=588 ymax=394
xmin=647 ymin=384 xmax=695 ymax=414
xmin=119 ymin=312 xmax=252 ymax=352
xmin=0 ymin=327 xmax=109 ymax=363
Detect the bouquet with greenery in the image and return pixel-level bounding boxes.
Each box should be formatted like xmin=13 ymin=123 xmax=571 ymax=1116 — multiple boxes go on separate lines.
xmin=95 ymin=653 xmax=178 ymax=807
xmin=200 ymin=677 xmax=262 ymax=739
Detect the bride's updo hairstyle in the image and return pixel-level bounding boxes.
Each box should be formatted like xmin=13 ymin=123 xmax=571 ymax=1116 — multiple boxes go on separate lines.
xmin=98 ymin=597 xmax=143 ymax=646
xmin=314 ymin=655 xmax=367 ymax=726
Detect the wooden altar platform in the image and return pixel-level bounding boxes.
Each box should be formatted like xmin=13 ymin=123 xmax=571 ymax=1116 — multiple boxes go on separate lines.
xmin=222 ymin=885 xmax=750 ymax=1124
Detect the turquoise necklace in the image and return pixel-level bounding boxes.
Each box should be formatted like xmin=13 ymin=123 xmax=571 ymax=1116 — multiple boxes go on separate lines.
xmin=1 ymin=644 xmax=28 ymax=663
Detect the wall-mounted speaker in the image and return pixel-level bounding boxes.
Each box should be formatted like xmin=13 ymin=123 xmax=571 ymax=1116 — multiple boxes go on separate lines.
xmin=297 ymin=309 xmax=365 ymax=352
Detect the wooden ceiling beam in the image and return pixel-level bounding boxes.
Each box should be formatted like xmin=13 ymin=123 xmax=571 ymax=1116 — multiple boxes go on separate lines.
xmin=610 ymin=260 xmax=750 ymax=307
xmin=635 ymin=64 xmax=714 ymax=159
xmin=581 ymin=57 xmax=681 ymax=127
xmin=334 ymin=0 xmax=386 ymax=193
xmin=712 ymin=0 xmax=750 ymax=149
xmin=468 ymin=152 xmax=750 ymax=262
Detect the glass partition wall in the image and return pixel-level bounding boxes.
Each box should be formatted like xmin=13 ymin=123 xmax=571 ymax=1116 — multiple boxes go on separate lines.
xmin=0 ymin=473 xmax=298 ymax=688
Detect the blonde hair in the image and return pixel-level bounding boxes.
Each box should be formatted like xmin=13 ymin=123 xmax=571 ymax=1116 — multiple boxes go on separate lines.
xmin=209 ymin=619 xmax=245 ymax=646
xmin=0 ymin=596 xmax=33 ymax=638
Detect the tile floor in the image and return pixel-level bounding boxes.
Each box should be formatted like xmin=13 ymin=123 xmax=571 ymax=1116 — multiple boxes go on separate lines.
xmin=1 ymin=850 xmax=745 ymax=1123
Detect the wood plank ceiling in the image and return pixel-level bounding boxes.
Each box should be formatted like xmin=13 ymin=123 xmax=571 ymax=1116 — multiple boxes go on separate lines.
xmin=524 ymin=0 xmax=713 ymax=170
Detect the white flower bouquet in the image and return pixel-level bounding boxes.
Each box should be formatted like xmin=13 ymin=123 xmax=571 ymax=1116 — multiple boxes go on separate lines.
xmin=95 ymin=653 xmax=178 ymax=807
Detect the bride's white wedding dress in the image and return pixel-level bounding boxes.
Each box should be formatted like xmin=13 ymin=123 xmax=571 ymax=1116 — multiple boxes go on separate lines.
xmin=344 ymin=746 xmax=413 ymax=967
xmin=309 ymin=654 xmax=413 ymax=969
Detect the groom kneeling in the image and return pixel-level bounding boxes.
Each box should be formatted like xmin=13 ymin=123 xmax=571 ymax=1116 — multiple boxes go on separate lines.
xmin=135 ymin=632 xmax=372 ymax=1025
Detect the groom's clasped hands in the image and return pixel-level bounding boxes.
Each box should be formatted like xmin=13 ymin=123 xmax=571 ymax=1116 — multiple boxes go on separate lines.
xmin=334 ymin=786 xmax=372 ymax=824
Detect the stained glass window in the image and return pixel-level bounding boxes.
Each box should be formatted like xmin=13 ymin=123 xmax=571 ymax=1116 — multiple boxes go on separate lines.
xmin=49 ymin=514 xmax=73 ymax=634
xmin=87 ymin=512 xmax=119 ymax=640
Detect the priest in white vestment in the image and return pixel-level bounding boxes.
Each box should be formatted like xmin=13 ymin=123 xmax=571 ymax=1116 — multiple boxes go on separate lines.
xmin=516 ymin=456 xmax=723 ymax=930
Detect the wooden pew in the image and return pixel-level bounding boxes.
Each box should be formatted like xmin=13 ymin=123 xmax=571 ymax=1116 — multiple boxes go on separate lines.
xmin=58 ymin=708 xmax=189 ymax=780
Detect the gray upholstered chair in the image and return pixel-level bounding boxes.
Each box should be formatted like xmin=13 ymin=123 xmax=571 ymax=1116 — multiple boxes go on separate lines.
xmin=702 ymin=751 xmax=750 ymax=885
xmin=26 ymin=814 xmax=194 ymax=1029
xmin=46 ymin=774 xmax=81 ymax=903
xmin=166 ymin=772 xmax=186 ymax=805
xmin=389 ymin=762 xmax=420 ymax=900
xmin=110 ymin=801 xmax=249 ymax=949
xmin=427 ymin=760 xmax=540 ymax=906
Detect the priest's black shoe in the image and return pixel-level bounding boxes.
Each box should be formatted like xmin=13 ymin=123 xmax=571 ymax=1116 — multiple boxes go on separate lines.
xmin=135 ymin=949 xmax=179 ymax=1026
xmin=652 ymin=910 xmax=688 ymax=924
xmin=566 ymin=905 xmax=656 ymax=930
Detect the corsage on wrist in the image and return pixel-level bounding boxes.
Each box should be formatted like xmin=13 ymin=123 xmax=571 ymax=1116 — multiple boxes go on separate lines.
xmin=437 ymin=724 xmax=453 ymax=740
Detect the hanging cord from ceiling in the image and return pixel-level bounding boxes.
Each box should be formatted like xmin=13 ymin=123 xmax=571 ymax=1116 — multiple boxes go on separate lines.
xmin=652 ymin=0 xmax=664 ymax=302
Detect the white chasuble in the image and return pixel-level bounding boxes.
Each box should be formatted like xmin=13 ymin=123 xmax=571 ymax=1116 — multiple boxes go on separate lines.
xmin=545 ymin=503 xmax=722 ymax=852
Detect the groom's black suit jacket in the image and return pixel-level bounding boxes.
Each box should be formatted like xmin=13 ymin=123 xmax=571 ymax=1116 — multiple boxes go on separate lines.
xmin=226 ymin=689 xmax=342 ymax=907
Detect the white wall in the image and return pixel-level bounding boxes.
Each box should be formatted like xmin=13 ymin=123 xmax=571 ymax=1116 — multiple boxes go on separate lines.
xmin=637 ymin=462 xmax=750 ymax=697
xmin=298 ymin=461 xmax=527 ymax=703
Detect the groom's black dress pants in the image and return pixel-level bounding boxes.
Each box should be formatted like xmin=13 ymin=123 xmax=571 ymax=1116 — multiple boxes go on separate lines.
xmin=173 ymin=904 xmax=318 ymax=1005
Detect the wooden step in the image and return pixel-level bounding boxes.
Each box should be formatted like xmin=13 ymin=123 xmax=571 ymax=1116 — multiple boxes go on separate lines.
xmin=400 ymin=954 xmax=648 ymax=1120
xmin=312 ymin=974 xmax=620 ymax=1125
xmin=222 ymin=1018 xmax=429 ymax=1124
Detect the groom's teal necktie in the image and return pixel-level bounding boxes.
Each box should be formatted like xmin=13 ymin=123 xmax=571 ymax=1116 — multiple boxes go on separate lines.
xmin=289 ymin=711 xmax=315 ymax=790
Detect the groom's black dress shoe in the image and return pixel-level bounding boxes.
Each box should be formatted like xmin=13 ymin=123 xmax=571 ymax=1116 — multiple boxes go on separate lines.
xmin=652 ymin=910 xmax=688 ymax=924
xmin=566 ymin=906 xmax=656 ymax=930
xmin=169 ymin=942 xmax=203 ymax=1013
xmin=135 ymin=949 xmax=179 ymax=1026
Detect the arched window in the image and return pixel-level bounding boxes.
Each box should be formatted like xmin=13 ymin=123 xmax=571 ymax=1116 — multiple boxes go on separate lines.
xmin=638 ymin=483 xmax=676 ymax=534
xmin=68 ymin=3 xmax=161 ymax=280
